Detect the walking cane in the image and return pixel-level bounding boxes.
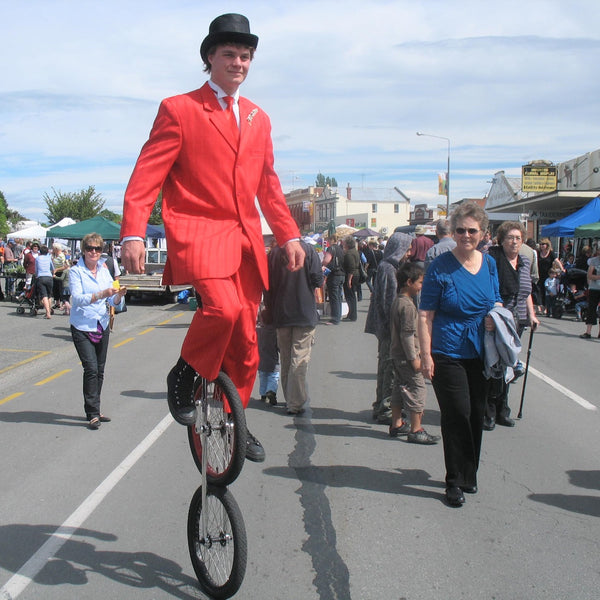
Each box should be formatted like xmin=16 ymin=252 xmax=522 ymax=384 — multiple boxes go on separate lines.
xmin=517 ymin=324 xmax=536 ymax=419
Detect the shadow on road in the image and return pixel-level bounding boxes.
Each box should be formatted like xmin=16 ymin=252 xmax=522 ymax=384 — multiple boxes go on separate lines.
xmin=529 ymin=468 xmax=600 ymax=518
xmin=0 ymin=523 xmax=202 ymax=599
xmin=264 ymin=463 xmax=444 ymax=499
xmin=0 ymin=411 xmax=86 ymax=427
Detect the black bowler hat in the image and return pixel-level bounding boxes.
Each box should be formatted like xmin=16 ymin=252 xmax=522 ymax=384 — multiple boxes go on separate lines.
xmin=200 ymin=13 xmax=259 ymax=63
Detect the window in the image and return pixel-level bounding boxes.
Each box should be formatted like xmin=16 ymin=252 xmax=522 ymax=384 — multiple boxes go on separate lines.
xmin=372 ymin=203 xmax=377 ymax=213
xmin=394 ymin=203 xmax=399 ymax=213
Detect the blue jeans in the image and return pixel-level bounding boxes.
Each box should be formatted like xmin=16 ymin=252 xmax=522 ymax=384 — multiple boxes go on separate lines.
xmin=71 ymin=325 xmax=110 ymax=419
xmin=258 ymin=370 xmax=280 ymax=396
xmin=326 ymin=274 xmax=344 ymax=323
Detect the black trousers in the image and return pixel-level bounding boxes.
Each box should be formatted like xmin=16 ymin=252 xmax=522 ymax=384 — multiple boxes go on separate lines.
xmin=343 ymin=279 xmax=359 ymax=320
xmin=71 ymin=325 xmax=110 ymax=419
xmin=431 ymin=354 xmax=489 ymax=489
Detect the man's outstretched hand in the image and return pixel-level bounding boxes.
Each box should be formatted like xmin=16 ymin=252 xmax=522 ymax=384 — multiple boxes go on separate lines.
xmin=121 ymin=240 xmax=146 ymax=274
xmin=284 ymin=240 xmax=305 ymax=272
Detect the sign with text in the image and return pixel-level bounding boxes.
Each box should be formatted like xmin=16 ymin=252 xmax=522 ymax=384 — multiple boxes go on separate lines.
xmin=522 ymin=165 xmax=557 ymax=193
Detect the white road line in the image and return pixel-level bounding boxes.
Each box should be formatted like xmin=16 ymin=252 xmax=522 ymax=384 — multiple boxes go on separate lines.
xmin=529 ymin=366 xmax=598 ymax=411
xmin=0 ymin=413 xmax=174 ymax=600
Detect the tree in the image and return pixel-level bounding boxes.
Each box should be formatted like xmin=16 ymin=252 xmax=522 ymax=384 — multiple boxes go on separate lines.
xmin=148 ymin=192 xmax=163 ymax=225
xmin=43 ymin=186 xmax=105 ymax=224
xmin=0 ymin=191 xmax=8 ymax=238
xmin=315 ymin=173 xmax=338 ymax=187
xmin=99 ymin=209 xmax=122 ymax=223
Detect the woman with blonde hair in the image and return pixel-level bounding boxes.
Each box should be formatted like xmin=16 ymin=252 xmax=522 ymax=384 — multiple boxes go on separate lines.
xmin=536 ymin=237 xmax=555 ymax=315
xmin=69 ymin=233 xmax=127 ymax=429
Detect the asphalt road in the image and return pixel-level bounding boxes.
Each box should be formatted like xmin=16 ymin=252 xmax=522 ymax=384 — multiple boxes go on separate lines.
xmin=0 ymin=296 xmax=599 ymax=600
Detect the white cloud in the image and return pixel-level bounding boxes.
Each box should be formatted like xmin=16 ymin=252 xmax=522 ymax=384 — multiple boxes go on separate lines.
xmin=2 ymin=0 xmax=600 ymax=221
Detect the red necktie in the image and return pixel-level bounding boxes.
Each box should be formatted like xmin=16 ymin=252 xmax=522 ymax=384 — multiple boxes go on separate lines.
xmin=224 ymin=96 xmax=239 ymax=140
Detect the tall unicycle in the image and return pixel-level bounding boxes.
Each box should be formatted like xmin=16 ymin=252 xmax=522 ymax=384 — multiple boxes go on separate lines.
xmin=187 ymin=371 xmax=247 ymax=486
xmin=187 ymin=484 xmax=247 ymax=599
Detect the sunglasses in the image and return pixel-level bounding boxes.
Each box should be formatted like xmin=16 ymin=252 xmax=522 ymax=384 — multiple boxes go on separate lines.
xmin=455 ymin=227 xmax=480 ymax=236
xmin=85 ymin=246 xmax=103 ymax=252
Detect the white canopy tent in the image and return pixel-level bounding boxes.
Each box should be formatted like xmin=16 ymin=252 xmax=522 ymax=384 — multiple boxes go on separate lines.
xmin=7 ymin=224 xmax=48 ymax=240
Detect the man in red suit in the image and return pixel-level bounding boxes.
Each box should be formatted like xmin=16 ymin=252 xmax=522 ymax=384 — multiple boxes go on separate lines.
xmin=120 ymin=14 xmax=304 ymax=462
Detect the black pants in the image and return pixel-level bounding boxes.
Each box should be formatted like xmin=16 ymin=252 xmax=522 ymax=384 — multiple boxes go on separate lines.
xmin=431 ymin=354 xmax=488 ymax=489
xmin=326 ymin=274 xmax=344 ymax=324
xmin=486 ymin=323 xmax=525 ymax=421
xmin=71 ymin=325 xmax=110 ymax=419
xmin=343 ymin=279 xmax=359 ymax=320
xmin=585 ymin=289 xmax=600 ymax=325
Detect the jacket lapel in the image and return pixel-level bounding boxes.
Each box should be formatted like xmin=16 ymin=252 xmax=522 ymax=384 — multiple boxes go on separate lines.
xmin=201 ymin=83 xmax=239 ymax=151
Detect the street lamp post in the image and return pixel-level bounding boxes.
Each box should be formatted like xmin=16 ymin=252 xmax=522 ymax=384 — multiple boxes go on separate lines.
xmin=416 ymin=132 xmax=450 ymax=217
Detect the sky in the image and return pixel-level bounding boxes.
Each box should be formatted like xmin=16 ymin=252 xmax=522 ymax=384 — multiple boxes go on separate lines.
xmin=2 ymin=0 xmax=600 ymax=224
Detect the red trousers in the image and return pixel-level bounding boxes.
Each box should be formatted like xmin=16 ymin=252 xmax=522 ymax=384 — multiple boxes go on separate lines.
xmin=181 ymin=244 xmax=262 ymax=408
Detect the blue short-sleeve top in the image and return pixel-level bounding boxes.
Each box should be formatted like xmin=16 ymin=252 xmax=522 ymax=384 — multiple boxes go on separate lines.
xmin=420 ymin=251 xmax=501 ymax=359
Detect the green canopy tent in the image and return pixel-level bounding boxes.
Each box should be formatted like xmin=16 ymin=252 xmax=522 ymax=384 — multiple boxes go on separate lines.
xmin=574 ymin=221 xmax=600 ymax=237
xmin=47 ymin=216 xmax=122 ymax=240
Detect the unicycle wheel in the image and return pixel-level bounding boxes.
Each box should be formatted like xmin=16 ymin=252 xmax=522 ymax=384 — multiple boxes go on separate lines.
xmin=188 ymin=371 xmax=247 ymax=486
xmin=187 ymin=484 xmax=247 ymax=599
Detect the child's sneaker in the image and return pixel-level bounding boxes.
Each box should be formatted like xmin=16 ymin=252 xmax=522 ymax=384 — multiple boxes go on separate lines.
xmin=407 ymin=429 xmax=440 ymax=445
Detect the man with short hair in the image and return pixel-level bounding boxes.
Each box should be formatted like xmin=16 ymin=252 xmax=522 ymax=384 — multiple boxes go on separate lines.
xmin=425 ymin=219 xmax=456 ymax=270
xmin=120 ymin=13 xmax=304 ymax=462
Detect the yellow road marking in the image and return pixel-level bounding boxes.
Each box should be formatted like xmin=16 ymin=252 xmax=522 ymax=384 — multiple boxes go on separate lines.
xmin=139 ymin=327 xmax=155 ymax=335
xmin=157 ymin=312 xmax=184 ymax=326
xmin=113 ymin=337 xmax=135 ymax=348
xmin=0 ymin=392 xmax=24 ymax=406
xmin=35 ymin=370 xmax=72 ymax=386
xmin=0 ymin=350 xmax=51 ymax=375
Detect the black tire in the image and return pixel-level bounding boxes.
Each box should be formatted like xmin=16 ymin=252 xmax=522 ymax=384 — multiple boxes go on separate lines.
xmin=16 ymin=306 xmax=25 ymax=314
xmin=187 ymin=485 xmax=247 ymax=599
xmin=29 ymin=307 xmax=37 ymax=316
xmin=188 ymin=372 xmax=247 ymax=486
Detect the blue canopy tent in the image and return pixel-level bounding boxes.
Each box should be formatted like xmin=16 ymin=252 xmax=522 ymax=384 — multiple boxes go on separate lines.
xmin=541 ymin=196 xmax=600 ymax=237
xmin=146 ymin=224 xmax=165 ymax=238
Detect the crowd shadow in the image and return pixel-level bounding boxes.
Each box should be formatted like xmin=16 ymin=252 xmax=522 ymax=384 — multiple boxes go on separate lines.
xmin=528 ymin=469 xmax=600 ymax=518
xmin=0 ymin=523 xmax=202 ymax=598
xmin=264 ymin=463 xmax=444 ymax=501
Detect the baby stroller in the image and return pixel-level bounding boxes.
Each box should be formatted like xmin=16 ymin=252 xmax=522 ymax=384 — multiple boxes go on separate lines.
xmin=16 ymin=276 xmax=39 ymax=316
xmin=553 ymin=268 xmax=588 ymax=319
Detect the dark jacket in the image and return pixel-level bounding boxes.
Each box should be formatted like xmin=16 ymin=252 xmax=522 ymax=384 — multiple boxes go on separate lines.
xmin=264 ymin=241 xmax=324 ymax=328
xmin=365 ymin=232 xmax=413 ymax=340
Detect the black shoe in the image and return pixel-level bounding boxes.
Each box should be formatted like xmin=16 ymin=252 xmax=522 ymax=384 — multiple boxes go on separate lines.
xmin=265 ymin=390 xmax=277 ymax=406
xmin=389 ymin=422 xmax=411 ymax=437
xmin=461 ymin=485 xmax=478 ymax=494
xmin=496 ymin=416 xmax=515 ymax=427
xmin=166 ymin=358 xmax=197 ymax=426
xmin=483 ymin=416 xmax=495 ymax=431
xmin=246 ymin=430 xmax=265 ymax=462
xmin=407 ymin=429 xmax=440 ymax=444
xmin=445 ymin=486 xmax=465 ymax=507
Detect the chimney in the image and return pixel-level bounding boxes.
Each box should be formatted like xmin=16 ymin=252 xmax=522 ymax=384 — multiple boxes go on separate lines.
xmin=346 ymin=183 xmax=352 ymax=200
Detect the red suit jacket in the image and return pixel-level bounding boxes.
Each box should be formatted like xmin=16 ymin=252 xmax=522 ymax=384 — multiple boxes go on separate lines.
xmin=120 ymin=82 xmax=300 ymax=288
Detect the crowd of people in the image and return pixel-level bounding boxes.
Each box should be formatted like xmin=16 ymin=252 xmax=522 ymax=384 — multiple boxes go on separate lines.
xmin=306 ymin=204 xmax=600 ymax=507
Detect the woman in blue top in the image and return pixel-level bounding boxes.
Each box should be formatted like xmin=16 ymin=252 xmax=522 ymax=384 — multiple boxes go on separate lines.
xmin=419 ymin=202 xmax=501 ymax=507
xmin=35 ymin=245 xmax=55 ymax=319
xmin=70 ymin=233 xmax=127 ymax=430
